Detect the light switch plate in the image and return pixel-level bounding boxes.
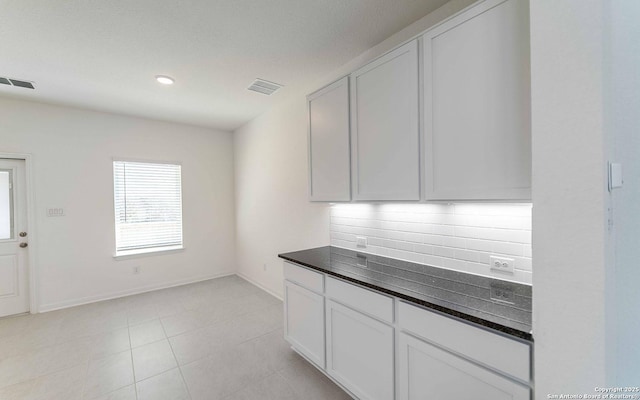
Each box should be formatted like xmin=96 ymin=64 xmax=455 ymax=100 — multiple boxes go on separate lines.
xmin=356 ymin=236 xmax=367 ymax=248
xmin=47 ymin=208 xmax=65 ymax=217
xmin=609 ymin=162 xmax=623 ymax=191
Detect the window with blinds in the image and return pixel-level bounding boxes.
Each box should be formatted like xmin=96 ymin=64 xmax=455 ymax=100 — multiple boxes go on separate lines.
xmin=113 ymin=160 xmax=183 ymax=255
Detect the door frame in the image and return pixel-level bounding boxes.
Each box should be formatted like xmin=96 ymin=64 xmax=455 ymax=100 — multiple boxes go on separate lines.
xmin=0 ymin=152 xmax=38 ymax=314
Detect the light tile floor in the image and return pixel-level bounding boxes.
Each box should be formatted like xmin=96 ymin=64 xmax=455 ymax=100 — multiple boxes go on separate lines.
xmin=0 ymin=275 xmax=351 ymax=400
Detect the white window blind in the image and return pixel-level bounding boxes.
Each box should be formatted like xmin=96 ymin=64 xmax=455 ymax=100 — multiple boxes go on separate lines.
xmin=113 ymin=161 xmax=183 ymax=254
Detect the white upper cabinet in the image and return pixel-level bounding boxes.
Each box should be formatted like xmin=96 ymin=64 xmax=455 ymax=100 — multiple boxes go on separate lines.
xmin=308 ymin=77 xmax=351 ymax=201
xmin=423 ymin=0 xmax=531 ymax=200
xmin=350 ymin=40 xmax=420 ymax=201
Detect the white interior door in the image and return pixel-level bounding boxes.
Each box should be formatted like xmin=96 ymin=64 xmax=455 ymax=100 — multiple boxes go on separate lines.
xmin=0 ymin=159 xmax=29 ymax=317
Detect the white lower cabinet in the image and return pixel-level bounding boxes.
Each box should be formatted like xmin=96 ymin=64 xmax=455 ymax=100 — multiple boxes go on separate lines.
xmin=282 ymin=263 xmax=532 ymax=400
xmin=283 ymin=280 xmax=325 ymax=368
xmin=398 ymin=333 xmax=529 ymax=400
xmin=325 ymin=300 xmax=394 ymax=400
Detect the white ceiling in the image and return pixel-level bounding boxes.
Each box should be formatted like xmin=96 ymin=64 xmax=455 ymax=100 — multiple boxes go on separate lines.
xmin=0 ymin=0 xmax=448 ymax=131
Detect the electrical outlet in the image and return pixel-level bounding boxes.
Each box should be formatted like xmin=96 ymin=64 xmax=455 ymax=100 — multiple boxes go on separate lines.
xmin=356 ymin=253 xmax=368 ymax=268
xmin=490 ymin=284 xmax=515 ymax=304
xmin=490 ymin=255 xmax=514 ymax=275
xmin=356 ymin=236 xmax=367 ymax=248
xmin=133 ymin=266 xmax=141 ymax=275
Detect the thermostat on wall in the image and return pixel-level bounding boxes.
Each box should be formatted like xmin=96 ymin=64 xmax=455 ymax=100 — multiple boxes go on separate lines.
xmin=47 ymin=208 xmax=65 ymax=217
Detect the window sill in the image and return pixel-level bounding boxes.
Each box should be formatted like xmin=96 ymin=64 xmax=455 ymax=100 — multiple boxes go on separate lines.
xmin=113 ymin=245 xmax=184 ymax=260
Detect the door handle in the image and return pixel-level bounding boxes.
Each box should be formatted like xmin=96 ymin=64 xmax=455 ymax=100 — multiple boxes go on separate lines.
xmin=19 ymin=242 xmax=28 ymax=248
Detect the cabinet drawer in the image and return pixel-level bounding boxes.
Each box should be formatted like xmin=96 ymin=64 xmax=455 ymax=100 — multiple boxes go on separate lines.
xmin=283 ymin=262 xmax=324 ymax=293
xmin=326 ymin=277 xmax=393 ymax=323
xmin=398 ymin=302 xmax=530 ymax=382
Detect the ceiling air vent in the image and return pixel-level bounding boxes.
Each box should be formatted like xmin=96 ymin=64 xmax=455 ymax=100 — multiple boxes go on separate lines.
xmin=0 ymin=76 xmax=35 ymax=89
xmin=247 ymin=78 xmax=283 ymax=96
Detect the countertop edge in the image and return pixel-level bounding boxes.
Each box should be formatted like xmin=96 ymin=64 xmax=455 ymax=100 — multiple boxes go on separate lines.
xmin=278 ymin=252 xmax=533 ymax=342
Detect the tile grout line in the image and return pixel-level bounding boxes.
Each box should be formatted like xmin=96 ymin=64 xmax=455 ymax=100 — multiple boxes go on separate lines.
xmin=81 ymin=352 xmax=91 ymax=399
xmin=0 ymin=279 xmax=282 ymax=400
xmin=126 ymin=325 xmax=139 ymax=400
xmin=163 ymin=317 xmax=193 ymax=400
xmin=0 ymin=333 xmax=88 ymax=392
xmin=171 ymin=309 xmax=284 ymax=378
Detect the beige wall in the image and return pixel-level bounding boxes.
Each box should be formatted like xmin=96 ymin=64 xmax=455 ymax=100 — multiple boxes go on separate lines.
xmin=531 ymin=0 xmax=611 ymax=394
xmin=0 ymin=97 xmax=236 ymax=311
xmin=233 ymin=97 xmax=330 ymax=297
xmin=609 ymin=0 xmax=640 ymax=384
xmin=232 ymin=0 xmax=477 ymax=298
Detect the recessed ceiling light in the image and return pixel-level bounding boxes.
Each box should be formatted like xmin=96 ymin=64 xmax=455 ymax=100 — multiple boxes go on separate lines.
xmin=155 ymin=75 xmax=174 ymax=85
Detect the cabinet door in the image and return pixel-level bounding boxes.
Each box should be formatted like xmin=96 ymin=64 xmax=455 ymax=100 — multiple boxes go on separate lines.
xmin=308 ymin=77 xmax=351 ymax=201
xmin=423 ymin=0 xmax=531 ymax=200
xmin=284 ymin=281 xmax=325 ymax=368
xmin=326 ymin=300 xmax=394 ymax=400
xmin=398 ymin=333 xmax=530 ymax=400
xmin=351 ymin=40 xmax=420 ymax=201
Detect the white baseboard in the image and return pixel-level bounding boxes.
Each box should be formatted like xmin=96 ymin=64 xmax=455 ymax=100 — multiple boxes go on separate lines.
xmin=38 ymin=271 xmax=236 ymax=313
xmin=236 ymin=272 xmax=283 ymax=301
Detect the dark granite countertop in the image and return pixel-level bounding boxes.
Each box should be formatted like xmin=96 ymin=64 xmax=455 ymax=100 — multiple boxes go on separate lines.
xmin=278 ymin=246 xmax=532 ymax=341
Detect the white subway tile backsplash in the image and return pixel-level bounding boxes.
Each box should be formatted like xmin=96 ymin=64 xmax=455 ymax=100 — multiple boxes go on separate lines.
xmin=433 ymin=246 xmax=454 ymax=258
xmin=423 ymin=234 xmax=444 ymax=246
xmin=445 ymin=258 xmax=467 ymax=271
xmin=432 ymin=224 xmax=455 ymax=236
xmin=442 ymin=236 xmax=467 ymax=249
xmin=492 ymin=242 xmax=524 ymax=257
xmin=476 ymin=252 xmax=491 ymax=264
xmin=414 ymin=243 xmax=433 ymax=254
xmin=398 ymin=241 xmax=414 ymax=252
xmin=330 ymin=203 xmax=533 ymax=285
xmin=524 ymin=245 xmax=533 ymax=258
xmin=405 ymin=232 xmax=422 ymax=243
xmin=516 ymin=257 xmax=533 ymax=271
xmin=424 ymin=254 xmax=444 ymax=266
xmin=466 ymin=238 xmax=493 ymax=252
xmin=454 ymin=249 xmax=479 ymax=263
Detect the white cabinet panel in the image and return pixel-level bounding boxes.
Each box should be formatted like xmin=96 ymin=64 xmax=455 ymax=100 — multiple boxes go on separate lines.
xmin=308 ymin=77 xmax=351 ymax=201
xmin=423 ymin=0 xmax=531 ymax=200
xmin=326 ymin=276 xmax=393 ymax=323
xmin=326 ymin=300 xmax=394 ymax=400
xmin=284 ymin=281 xmax=325 ymax=368
xmin=398 ymin=302 xmax=530 ymax=382
xmin=351 ymin=40 xmax=420 ymax=201
xmin=283 ymin=262 xmax=324 ymax=293
xmin=398 ymin=333 xmax=530 ymax=400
